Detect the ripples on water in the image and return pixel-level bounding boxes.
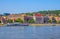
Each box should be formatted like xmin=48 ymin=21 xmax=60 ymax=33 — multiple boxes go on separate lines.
xmin=0 ymin=26 xmax=60 ymax=39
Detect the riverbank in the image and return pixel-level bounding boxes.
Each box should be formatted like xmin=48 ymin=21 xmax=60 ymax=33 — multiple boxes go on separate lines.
xmin=29 ymin=24 xmax=60 ymax=26
xmin=0 ymin=23 xmax=6 ymax=26
xmin=0 ymin=23 xmax=60 ymax=26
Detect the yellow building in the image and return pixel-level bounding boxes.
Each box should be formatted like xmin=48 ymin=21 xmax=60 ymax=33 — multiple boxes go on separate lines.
xmin=48 ymin=16 xmax=53 ymax=22
xmin=55 ymin=16 xmax=60 ymax=23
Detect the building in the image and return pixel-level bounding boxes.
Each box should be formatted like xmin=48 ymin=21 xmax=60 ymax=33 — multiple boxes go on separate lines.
xmin=52 ymin=17 xmax=56 ymax=23
xmin=24 ymin=16 xmax=33 ymax=23
xmin=33 ymin=13 xmax=44 ymax=24
xmin=3 ymin=14 xmax=26 ymax=23
xmin=1 ymin=16 xmax=7 ymax=24
xmin=44 ymin=16 xmax=49 ymax=23
xmin=55 ymin=16 xmax=60 ymax=23
xmin=48 ymin=16 xmax=53 ymax=21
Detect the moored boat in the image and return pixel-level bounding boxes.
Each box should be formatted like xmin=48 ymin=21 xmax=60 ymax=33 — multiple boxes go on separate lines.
xmin=6 ymin=23 xmax=29 ymax=26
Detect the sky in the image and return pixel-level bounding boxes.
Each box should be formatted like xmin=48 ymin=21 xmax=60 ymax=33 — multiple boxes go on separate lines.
xmin=0 ymin=0 xmax=60 ymax=14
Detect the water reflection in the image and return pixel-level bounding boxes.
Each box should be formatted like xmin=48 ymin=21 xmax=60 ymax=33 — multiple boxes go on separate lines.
xmin=0 ymin=26 xmax=60 ymax=39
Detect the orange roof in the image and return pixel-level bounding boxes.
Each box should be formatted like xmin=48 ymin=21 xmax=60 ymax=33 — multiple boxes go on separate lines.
xmin=55 ymin=17 xmax=60 ymax=20
xmin=21 ymin=14 xmax=26 ymax=16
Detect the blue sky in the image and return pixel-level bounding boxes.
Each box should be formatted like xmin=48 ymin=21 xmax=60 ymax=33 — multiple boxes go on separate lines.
xmin=0 ymin=0 xmax=60 ymax=14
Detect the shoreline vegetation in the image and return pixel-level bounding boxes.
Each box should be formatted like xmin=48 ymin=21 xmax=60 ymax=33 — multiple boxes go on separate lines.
xmin=0 ymin=10 xmax=60 ymax=26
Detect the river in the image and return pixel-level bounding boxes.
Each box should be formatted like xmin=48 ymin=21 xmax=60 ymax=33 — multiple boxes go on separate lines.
xmin=0 ymin=26 xmax=60 ymax=39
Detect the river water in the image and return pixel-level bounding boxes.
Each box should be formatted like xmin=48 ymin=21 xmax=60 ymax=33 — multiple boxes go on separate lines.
xmin=0 ymin=26 xmax=60 ymax=39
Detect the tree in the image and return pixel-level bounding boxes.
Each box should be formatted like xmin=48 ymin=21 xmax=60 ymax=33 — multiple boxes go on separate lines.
xmin=48 ymin=20 xmax=51 ymax=23
xmin=26 ymin=13 xmax=33 ymax=16
xmin=57 ymin=20 xmax=60 ymax=23
xmin=15 ymin=18 xmax=23 ymax=23
xmin=52 ymin=17 xmax=57 ymax=23
xmin=28 ymin=19 xmax=34 ymax=23
xmin=7 ymin=19 xmax=13 ymax=23
xmin=3 ymin=13 xmax=10 ymax=16
xmin=37 ymin=10 xmax=60 ymax=15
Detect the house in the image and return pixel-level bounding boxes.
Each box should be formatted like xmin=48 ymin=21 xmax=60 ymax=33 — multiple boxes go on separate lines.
xmin=24 ymin=16 xmax=33 ymax=23
xmin=55 ymin=17 xmax=60 ymax=23
xmin=0 ymin=16 xmax=2 ymax=23
xmin=33 ymin=13 xmax=44 ymax=24
xmin=5 ymin=14 xmax=26 ymax=23
xmin=1 ymin=16 xmax=7 ymax=24
xmin=52 ymin=17 xmax=56 ymax=23
xmin=43 ymin=16 xmax=49 ymax=23
xmin=48 ymin=16 xmax=53 ymax=22
xmin=0 ymin=16 xmax=1 ymax=22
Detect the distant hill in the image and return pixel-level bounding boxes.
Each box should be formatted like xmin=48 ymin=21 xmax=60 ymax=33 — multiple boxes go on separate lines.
xmin=37 ymin=10 xmax=60 ymax=14
xmin=1 ymin=10 xmax=60 ymax=16
xmin=25 ymin=10 xmax=60 ymax=16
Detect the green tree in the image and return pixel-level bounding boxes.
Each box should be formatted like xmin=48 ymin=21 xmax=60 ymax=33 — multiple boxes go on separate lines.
xmin=28 ymin=19 xmax=34 ymax=23
xmin=37 ymin=10 xmax=60 ymax=15
xmin=26 ymin=13 xmax=33 ymax=16
xmin=52 ymin=20 xmax=57 ymax=23
xmin=48 ymin=20 xmax=51 ymax=23
xmin=15 ymin=18 xmax=23 ymax=23
xmin=58 ymin=20 xmax=60 ymax=23
xmin=7 ymin=19 xmax=13 ymax=23
xmin=3 ymin=13 xmax=10 ymax=16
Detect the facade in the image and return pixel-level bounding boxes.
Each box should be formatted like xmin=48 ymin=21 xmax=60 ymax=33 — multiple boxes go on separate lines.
xmin=33 ymin=13 xmax=44 ymax=24
xmin=48 ymin=16 xmax=53 ymax=21
xmin=0 ymin=16 xmax=1 ymax=22
xmin=55 ymin=17 xmax=60 ymax=23
xmin=0 ymin=13 xmax=59 ymax=24
xmin=6 ymin=14 xmax=26 ymax=22
xmin=24 ymin=16 xmax=33 ymax=23
xmin=1 ymin=17 xmax=7 ymax=24
xmin=35 ymin=16 xmax=44 ymax=24
xmin=43 ymin=16 xmax=49 ymax=23
xmin=52 ymin=17 xmax=56 ymax=23
xmin=0 ymin=14 xmax=26 ymax=23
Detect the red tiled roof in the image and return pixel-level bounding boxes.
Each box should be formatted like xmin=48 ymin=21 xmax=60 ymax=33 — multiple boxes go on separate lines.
xmin=34 ymin=13 xmax=43 ymax=16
